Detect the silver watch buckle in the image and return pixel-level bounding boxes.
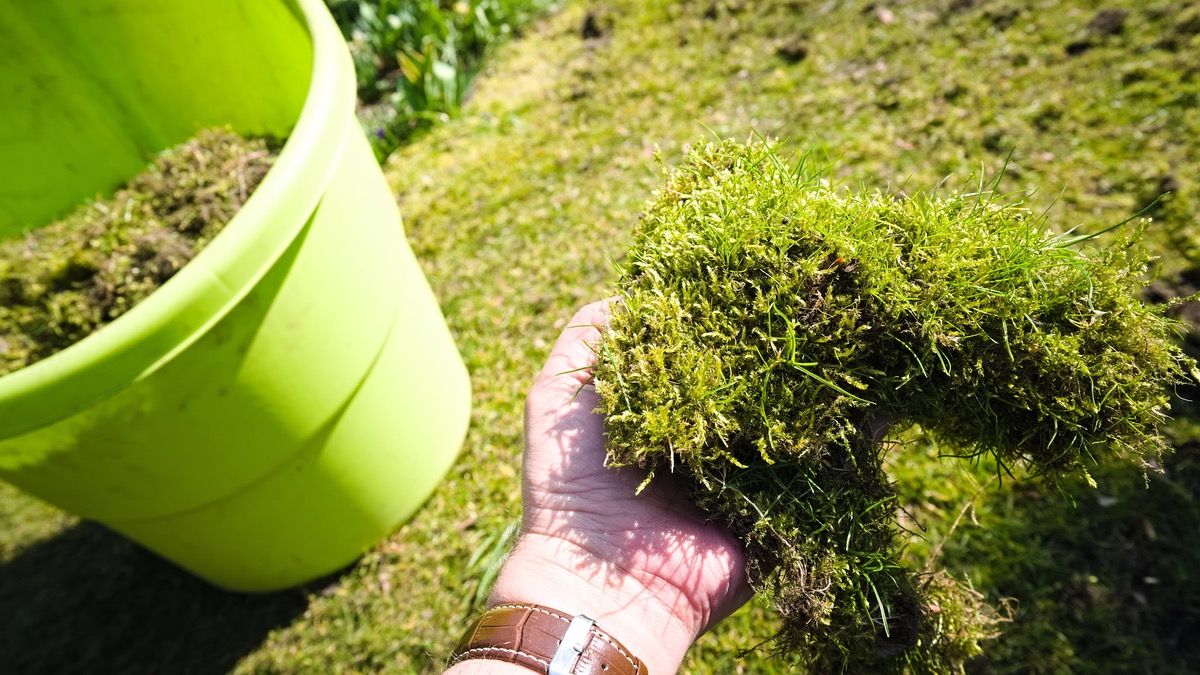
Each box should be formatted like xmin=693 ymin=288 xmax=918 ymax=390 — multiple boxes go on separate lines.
xmin=548 ymin=614 xmax=597 ymax=675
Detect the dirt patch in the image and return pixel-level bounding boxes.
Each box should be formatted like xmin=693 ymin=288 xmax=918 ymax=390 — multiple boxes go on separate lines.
xmin=580 ymin=9 xmax=613 ymax=40
xmin=1087 ymin=8 xmax=1129 ymax=36
xmin=775 ymin=36 xmax=810 ymax=63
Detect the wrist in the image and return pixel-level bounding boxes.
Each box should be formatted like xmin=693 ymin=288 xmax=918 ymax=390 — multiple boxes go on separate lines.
xmin=482 ymin=531 xmax=703 ymax=674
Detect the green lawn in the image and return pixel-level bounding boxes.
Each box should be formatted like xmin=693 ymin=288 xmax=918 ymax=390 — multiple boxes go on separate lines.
xmin=3 ymin=0 xmax=1199 ymax=672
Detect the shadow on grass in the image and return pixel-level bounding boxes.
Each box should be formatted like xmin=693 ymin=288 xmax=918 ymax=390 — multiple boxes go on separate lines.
xmin=942 ymin=437 xmax=1200 ymax=674
xmin=0 ymin=522 xmax=319 ymax=675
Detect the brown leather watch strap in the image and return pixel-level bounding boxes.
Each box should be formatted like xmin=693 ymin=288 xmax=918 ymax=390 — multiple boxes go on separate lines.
xmin=450 ymin=603 xmax=648 ymax=675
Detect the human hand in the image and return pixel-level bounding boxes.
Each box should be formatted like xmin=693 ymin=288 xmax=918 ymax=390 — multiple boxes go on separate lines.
xmin=448 ymin=300 xmax=752 ymax=674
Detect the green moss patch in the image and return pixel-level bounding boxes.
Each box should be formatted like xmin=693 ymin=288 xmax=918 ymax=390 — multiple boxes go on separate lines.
xmin=0 ymin=128 xmax=279 ymax=377
xmin=594 ymin=138 xmax=1194 ymax=671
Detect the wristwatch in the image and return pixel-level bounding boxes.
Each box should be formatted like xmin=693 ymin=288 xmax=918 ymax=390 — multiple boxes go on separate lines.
xmin=449 ymin=603 xmax=649 ymax=675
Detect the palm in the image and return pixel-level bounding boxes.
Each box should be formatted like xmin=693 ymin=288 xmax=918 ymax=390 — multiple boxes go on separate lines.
xmin=520 ymin=301 xmax=752 ymax=634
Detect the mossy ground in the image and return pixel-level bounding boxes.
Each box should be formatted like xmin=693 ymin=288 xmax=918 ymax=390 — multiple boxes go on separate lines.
xmin=594 ymin=138 xmax=1192 ymax=671
xmin=1 ymin=1 xmax=1199 ymax=673
xmin=0 ymin=128 xmax=278 ymax=377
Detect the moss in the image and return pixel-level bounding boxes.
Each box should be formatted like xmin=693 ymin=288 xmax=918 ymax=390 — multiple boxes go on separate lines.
xmin=0 ymin=128 xmax=279 ymax=377
xmin=593 ymin=138 xmax=1194 ymax=670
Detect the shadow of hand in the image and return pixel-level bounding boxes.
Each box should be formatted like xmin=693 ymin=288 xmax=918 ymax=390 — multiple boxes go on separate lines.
xmin=488 ymin=300 xmax=752 ymax=673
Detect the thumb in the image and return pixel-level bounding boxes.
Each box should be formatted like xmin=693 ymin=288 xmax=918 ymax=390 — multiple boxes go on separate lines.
xmin=533 ymin=299 xmax=617 ymax=394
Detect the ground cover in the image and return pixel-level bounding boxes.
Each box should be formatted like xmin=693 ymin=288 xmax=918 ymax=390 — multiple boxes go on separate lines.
xmin=1 ymin=0 xmax=1198 ymax=672
xmin=0 ymin=129 xmax=278 ymax=376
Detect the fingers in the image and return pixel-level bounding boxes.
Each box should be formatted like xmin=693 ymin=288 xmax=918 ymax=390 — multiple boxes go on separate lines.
xmin=524 ymin=300 xmax=617 ymax=485
xmin=535 ymin=298 xmax=617 ymax=389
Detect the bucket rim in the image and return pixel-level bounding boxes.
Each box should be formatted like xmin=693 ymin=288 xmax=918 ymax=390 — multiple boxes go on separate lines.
xmin=0 ymin=0 xmax=356 ymax=440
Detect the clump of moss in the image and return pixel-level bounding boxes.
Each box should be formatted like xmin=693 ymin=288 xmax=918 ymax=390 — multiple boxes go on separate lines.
xmin=0 ymin=128 xmax=279 ymax=377
xmin=593 ymin=139 xmax=1195 ymax=670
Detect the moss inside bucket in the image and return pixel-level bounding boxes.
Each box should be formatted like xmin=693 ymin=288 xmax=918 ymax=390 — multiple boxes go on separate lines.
xmin=592 ymin=139 xmax=1197 ymax=672
xmin=0 ymin=128 xmax=280 ymax=377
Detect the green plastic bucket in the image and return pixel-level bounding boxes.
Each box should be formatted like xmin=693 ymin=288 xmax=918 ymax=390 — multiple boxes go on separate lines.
xmin=0 ymin=0 xmax=470 ymax=591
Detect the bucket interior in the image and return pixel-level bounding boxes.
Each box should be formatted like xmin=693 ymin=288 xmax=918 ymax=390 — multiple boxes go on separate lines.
xmin=0 ymin=0 xmax=313 ymax=238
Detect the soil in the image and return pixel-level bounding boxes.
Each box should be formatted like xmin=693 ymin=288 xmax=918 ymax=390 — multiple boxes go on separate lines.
xmin=1087 ymin=8 xmax=1129 ymax=36
xmin=0 ymin=128 xmax=280 ymax=377
xmin=580 ymin=8 xmax=614 ymax=41
xmin=775 ymin=36 xmax=810 ymax=64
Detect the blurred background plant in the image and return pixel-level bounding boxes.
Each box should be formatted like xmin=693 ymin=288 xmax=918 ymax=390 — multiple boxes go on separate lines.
xmin=324 ymin=0 xmax=557 ymax=161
